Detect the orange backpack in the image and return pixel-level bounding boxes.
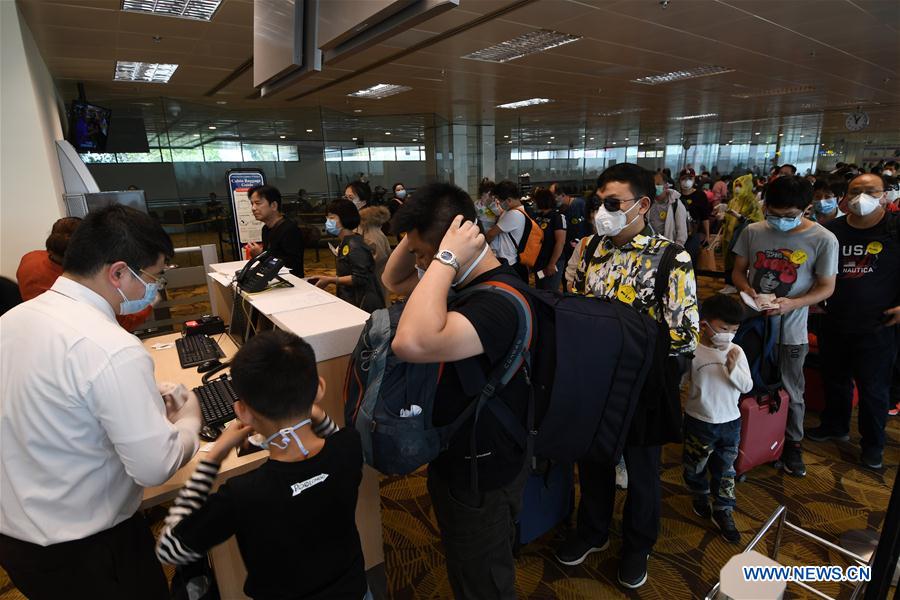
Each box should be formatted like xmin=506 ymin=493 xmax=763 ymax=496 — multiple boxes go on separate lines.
xmin=509 ymin=206 xmax=544 ymax=268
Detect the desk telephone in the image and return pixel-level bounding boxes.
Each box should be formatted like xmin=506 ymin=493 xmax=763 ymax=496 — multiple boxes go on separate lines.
xmin=235 ymin=250 xmax=291 ymax=293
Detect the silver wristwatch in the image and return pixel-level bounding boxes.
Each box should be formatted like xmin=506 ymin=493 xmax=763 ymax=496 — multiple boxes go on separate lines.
xmin=434 ymin=249 xmax=460 ymax=272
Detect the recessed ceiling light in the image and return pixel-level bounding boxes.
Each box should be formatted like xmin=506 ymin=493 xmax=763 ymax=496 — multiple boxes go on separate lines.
xmin=208 ymin=125 xmax=216 ymax=130
xmin=800 ymin=134 xmax=805 ymax=138
xmin=732 ymin=85 xmax=815 ymax=99
xmin=194 ymin=133 xmax=200 ymax=137
xmin=550 ymin=136 xmax=555 ymax=139
xmin=306 ymin=129 xmax=313 ymax=133
xmin=462 ymin=29 xmax=581 ymax=63
xmin=215 ymin=100 xmax=227 ymax=105
xmin=670 ymin=113 xmax=718 ymax=121
xmin=497 ymin=98 xmax=554 ymax=109
xmin=352 ymin=137 xmax=358 ymax=141
xmin=755 ymin=132 xmax=761 ymax=135
xmin=655 ymin=138 xmax=660 ymax=141
xmin=779 ymin=133 xmax=784 ymax=137
xmin=385 ymin=132 xmax=391 ymax=135
xmin=547 ymin=141 xmax=551 ymax=144
xmin=114 ymin=61 xmax=178 ymax=83
xmin=122 ymin=0 xmax=222 ymax=21
xmin=508 ymin=140 xmax=512 ymax=144
xmin=348 ymin=83 xmax=412 ymax=99
xmin=639 ymin=142 xmax=644 ymax=145
xmin=612 ymin=141 xmax=617 ymax=144
xmin=624 ymin=137 xmax=629 ymax=141
xmin=503 ymin=135 xmax=509 ymax=138
xmin=589 ymin=137 xmax=594 ymax=140
xmin=728 ymin=139 xmax=733 ymax=143
xmin=279 ymin=135 xmax=286 ymax=139
xmin=632 ymin=65 xmax=733 ymax=85
xmin=412 ymin=138 xmax=418 ymax=142
xmin=353 ymin=109 xmax=363 ymax=113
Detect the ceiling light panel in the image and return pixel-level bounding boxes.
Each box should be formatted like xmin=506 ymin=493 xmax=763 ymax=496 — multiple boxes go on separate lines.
xmin=631 ymin=65 xmax=734 ymax=85
xmin=732 ymin=85 xmax=816 ymax=99
xmin=497 ymin=98 xmax=554 ymax=110
xmin=347 ymin=84 xmax=412 ymax=99
xmin=463 ymin=30 xmax=581 ymax=63
xmin=670 ymin=113 xmax=718 ymax=121
xmin=114 ymin=61 xmax=179 ymax=83
xmin=122 ymin=0 xmax=222 ymax=21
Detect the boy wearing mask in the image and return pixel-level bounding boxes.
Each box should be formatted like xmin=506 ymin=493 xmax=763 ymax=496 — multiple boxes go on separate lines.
xmin=732 ymin=176 xmax=838 ymax=477
xmin=683 ymin=295 xmax=752 ymax=544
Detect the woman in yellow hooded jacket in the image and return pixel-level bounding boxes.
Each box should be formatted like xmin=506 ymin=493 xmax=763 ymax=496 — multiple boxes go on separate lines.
xmin=721 ymin=173 xmax=763 ymax=280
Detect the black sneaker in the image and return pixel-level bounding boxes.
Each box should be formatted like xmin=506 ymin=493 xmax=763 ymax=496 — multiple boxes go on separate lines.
xmin=806 ymin=425 xmax=850 ymax=443
xmin=554 ymin=531 xmax=610 ymax=566
xmin=782 ymin=442 xmax=806 ymax=477
xmin=617 ymin=552 xmax=649 ymax=589
xmin=861 ymin=447 xmax=883 ymax=469
xmin=712 ymin=510 xmax=741 ymax=544
xmin=692 ymin=494 xmax=711 ymax=519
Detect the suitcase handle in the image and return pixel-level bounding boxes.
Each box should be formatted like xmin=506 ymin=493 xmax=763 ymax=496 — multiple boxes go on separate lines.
xmin=755 ymin=387 xmax=784 ymax=414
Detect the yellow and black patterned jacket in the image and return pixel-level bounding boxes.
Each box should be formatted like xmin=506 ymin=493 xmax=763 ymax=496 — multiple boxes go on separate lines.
xmin=572 ymin=226 xmax=700 ymax=356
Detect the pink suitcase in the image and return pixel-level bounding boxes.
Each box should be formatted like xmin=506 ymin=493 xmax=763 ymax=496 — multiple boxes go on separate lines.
xmin=735 ymin=388 xmax=789 ymax=476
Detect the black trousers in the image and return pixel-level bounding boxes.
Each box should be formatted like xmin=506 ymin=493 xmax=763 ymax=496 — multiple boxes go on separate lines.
xmin=427 ymin=464 xmax=529 ymax=600
xmin=820 ymin=325 xmax=898 ymax=452
xmin=0 ymin=512 xmax=168 ymax=600
xmin=576 ymin=445 xmax=662 ymax=556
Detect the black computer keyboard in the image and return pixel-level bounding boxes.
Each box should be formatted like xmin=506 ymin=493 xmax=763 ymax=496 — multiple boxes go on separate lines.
xmin=176 ymin=334 xmax=224 ymax=368
xmin=194 ymin=376 xmax=237 ymax=426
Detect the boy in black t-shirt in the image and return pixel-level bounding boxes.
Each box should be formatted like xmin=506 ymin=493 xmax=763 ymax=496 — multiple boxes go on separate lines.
xmin=155 ymin=331 xmax=367 ymax=600
xmin=382 ymin=182 xmax=534 ymax=600
xmin=533 ymin=188 xmax=568 ymax=291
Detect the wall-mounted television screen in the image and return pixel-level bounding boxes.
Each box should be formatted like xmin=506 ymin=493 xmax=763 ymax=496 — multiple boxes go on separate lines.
xmin=68 ymin=101 xmax=111 ymax=153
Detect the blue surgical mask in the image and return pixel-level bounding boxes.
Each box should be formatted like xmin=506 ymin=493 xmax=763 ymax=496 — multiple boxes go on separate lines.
xmin=116 ymin=266 xmax=159 ymax=315
xmin=395 ymin=189 xmax=407 ymax=199
xmin=655 ymin=184 xmax=665 ymax=197
xmin=766 ymin=214 xmax=802 ymax=232
xmin=325 ymin=218 xmax=340 ymax=236
xmin=814 ymin=197 xmax=837 ymax=214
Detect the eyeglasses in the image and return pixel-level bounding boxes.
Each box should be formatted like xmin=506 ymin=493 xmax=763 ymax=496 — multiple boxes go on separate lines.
xmin=139 ymin=268 xmax=168 ymax=289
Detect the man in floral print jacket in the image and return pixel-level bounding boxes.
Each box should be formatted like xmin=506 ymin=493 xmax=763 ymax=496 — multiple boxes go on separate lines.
xmin=557 ymin=163 xmax=699 ymax=590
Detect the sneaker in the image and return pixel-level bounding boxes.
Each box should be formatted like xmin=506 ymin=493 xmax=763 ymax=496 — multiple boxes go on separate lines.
xmin=615 ymin=458 xmax=628 ymax=489
xmin=554 ymin=532 xmax=610 ymax=566
xmin=718 ymin=285 xmax=738 ymax=295
xmin=806 ymin=425 xmax=850 ymax=443
xmin=692 ymin=494 xmax=711 ymax=519
xmin=782 ymin=442 xmax=807 ymax=477
xmin=861 ymin=447 xmax=883 ymax=469
xmin=889 ymin=402 xmax=900 ymax=417
xmin=712 ymin=510 xmax=741 ymax=544
xmin=617 ymin=552 xmax=649 ymax=589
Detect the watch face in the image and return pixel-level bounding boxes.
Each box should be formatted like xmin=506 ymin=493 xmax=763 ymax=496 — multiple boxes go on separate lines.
xmin=439 ymin=250 xmax=454 ymax=262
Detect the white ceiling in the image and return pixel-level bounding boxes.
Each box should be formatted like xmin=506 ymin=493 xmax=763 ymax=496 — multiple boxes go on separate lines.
xmin=18 ymin=0 xmax=900 ymax=148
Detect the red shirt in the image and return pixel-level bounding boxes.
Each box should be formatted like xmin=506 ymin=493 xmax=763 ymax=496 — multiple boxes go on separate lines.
xmin=15 ymin=250 xmax=152 ymax=331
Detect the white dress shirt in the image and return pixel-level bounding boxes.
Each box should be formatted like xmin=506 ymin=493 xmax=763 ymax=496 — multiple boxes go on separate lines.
xmin=0 ymin=277 xmax=199 ymax=545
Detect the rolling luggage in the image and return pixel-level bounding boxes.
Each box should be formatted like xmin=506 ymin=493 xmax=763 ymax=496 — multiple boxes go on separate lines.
xmin=735 ymin=388 xmax=789 ymax=475
xmin=733 ymin=316 xmax=788 ymax=475
xmin=516 ymin=460 xmax=574 ymax=546
xmin=804 ymin=332 xmax=858 ymax=412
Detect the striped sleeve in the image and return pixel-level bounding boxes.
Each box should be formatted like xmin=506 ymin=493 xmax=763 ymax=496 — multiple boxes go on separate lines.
xmin=313 ymin=412 xmax=339 ymax=438
xmin=155 ymin=460 xmax=220 ymax=565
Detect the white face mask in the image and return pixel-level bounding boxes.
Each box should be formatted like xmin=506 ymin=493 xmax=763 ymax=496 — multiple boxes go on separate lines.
xmin=847 ymin=192 xmax=883 ymax=216
xmin=704 ymin=322 xmax=735 ymax=350
xmin=681 ymin=179 xmax=695 ymax=191
xmin=882 ymin=169 xmax=894 ymax=177
xmin=593 ymin=202 xmax=641 ymax=237
xmin=887 ymin=189 xmax=900 ymax=203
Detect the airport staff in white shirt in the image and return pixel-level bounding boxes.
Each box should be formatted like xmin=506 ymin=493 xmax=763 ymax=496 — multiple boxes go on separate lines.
xmin=0 ymin=205 xmax=201 ymax=599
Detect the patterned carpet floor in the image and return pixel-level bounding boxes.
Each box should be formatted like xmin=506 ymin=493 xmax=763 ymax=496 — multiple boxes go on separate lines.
xmin=2 ymin=250 xmax=896 ymax=600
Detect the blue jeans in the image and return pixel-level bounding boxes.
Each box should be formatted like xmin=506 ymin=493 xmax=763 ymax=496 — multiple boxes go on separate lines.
xmin=682 ymin=415 xmax=740 ymax=512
